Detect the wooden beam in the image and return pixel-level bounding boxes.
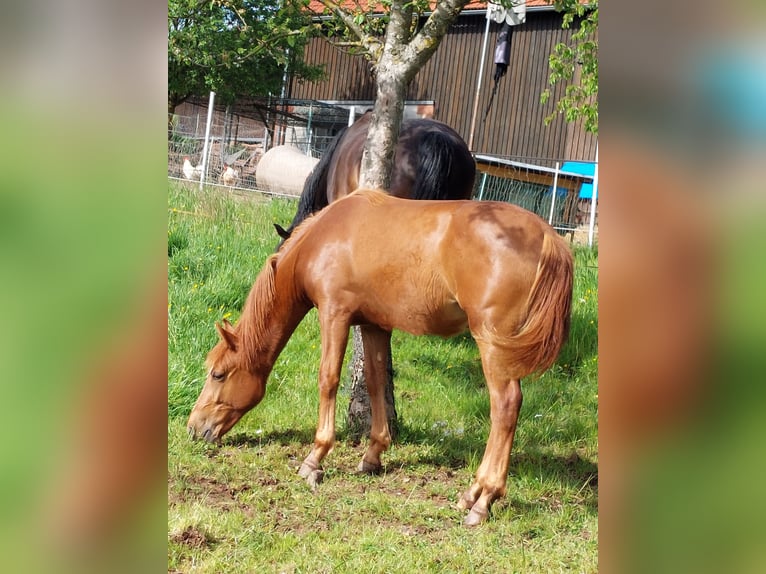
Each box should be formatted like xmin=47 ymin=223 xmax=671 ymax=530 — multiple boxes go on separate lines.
xmin=475 ymin=161 xmax=581 ymax=192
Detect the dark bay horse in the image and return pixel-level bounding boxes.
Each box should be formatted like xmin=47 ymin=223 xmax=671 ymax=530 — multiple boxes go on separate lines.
xmin=274 ymin=112 xmax=476 ymax=243
xmin=188 ymin=189 xmax=573 ymax=525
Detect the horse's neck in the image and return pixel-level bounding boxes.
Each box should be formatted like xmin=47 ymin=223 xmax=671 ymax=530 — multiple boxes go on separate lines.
xmin=238 ymin=265 xmax=310 ymax=374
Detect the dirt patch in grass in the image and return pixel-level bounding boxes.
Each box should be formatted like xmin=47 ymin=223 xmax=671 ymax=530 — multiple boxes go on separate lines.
xmin=170 ymin=525 xmax=216 ymax=549
xmin=169 ymin=473 xmax=258 ymax=518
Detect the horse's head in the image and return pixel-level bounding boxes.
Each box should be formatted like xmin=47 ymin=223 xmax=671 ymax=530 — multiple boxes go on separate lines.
xmin=187 ymin=320 xmax=266 ymax=442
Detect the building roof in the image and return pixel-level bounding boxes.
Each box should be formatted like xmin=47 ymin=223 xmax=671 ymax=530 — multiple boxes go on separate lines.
xmin=307 ymin=1 xmax=557 ymax=15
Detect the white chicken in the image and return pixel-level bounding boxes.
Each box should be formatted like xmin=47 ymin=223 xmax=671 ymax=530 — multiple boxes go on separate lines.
xmin=222 ymin=163 xmax=239 ymax=187
xmin=182 ymin=156 xmax=203 ymax=180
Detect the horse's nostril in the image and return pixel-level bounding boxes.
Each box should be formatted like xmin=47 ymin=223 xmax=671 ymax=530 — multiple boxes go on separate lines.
xmin=202 ymin=428 xmax=214 ymax=443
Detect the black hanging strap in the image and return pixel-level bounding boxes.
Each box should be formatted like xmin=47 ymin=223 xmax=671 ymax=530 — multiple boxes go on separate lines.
xmin=483 ymin=22 xmax=512 ymax=122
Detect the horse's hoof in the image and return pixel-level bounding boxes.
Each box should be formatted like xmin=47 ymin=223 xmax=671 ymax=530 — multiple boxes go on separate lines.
xmin=357 ymin=460 xmax=382 ymax=475
xmin=306 ymin=469 xmax=324 ymax=491
xmin=457 ymin=493 xmax=476 ymax=511
xmin=298 ymin=461 xmax=319 ymax=480
xmin=463 ymin=507 xmax=489 ymax=527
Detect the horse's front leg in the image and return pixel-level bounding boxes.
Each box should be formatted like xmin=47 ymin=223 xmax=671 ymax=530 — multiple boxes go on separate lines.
xmin=298 ymin=314 xmax=349 ymax=489
xmin=356 ymin=325 xmax=393 ymax=474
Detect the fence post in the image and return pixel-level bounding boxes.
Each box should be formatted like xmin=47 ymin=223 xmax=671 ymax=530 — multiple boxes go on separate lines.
xmin=548 ymin=161 xmax=560 ymax=224
xmin=478 ymin=171 xmax=488 ymax=200
xmin=588 ymin=144 xmax=599 ymax=247
xmin=468 ymin=13 xmax=492 ymax=150
xmin=199 ymin=91 xmax=216 ymax=190
xmin=306 ymin=102 xmax=313 ymax=155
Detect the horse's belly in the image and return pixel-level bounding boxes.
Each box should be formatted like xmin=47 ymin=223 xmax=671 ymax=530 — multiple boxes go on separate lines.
xmin=394 ymin=300 xmax=468 ymax=337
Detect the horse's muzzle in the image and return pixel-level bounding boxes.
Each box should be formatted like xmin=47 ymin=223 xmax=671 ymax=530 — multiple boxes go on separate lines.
xmin=187 ymin=425 xmax=218 ymax=443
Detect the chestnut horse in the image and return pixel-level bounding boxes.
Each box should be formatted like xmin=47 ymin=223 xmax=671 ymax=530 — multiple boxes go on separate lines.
xmin=274 ymin=111 xmax=476 ymax=243
xmin=188 ymin=189 xmax=573 ymax=525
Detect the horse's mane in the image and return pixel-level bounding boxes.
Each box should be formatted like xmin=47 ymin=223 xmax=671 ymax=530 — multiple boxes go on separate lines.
xmin=237 ymin=254 xmax=278 ymax=365
xmin=239 ymin=207 xmax=327 ymax=361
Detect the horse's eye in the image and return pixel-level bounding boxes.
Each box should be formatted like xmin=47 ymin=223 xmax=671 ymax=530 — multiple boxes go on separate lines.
xmin=211 ymin=370 xmax=226 ymax=382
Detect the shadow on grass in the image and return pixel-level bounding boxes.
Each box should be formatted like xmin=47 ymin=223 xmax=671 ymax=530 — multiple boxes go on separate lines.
xmin=222 ymin=426 xmax=315 ymax=448
xmin=395 ymin=426 xmax=596 ymax=499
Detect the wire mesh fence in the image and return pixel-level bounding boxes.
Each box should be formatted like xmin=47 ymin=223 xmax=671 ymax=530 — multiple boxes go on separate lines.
xmin=472 ymin=155 xmax=597 ymax=244
xmin=168 ymin=97 xmax=351 ymax=192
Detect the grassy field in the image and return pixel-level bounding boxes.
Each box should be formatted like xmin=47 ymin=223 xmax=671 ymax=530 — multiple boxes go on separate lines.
xmin=168 ymin=181 xmax=598 ymax=573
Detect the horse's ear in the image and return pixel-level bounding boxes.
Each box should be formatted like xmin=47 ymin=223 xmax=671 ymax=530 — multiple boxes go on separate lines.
xmin=215 ymin=321 xmax=238 ymax=351
xmin=274 ymin=223 xmax=290 ymax=240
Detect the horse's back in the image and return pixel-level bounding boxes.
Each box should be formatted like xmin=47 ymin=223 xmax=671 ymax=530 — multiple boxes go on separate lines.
xmin=305 ymin=189 xmax=549 ymax=272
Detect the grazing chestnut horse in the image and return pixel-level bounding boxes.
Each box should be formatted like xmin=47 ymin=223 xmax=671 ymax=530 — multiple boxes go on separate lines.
xmin=274 ymin=111 xmax=476 ymax=243
xmin=188 ymin=189 xmax=573 ymax=525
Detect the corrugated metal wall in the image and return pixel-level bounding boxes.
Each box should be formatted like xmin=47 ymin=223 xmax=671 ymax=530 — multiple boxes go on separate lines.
xmin=289 ymin=11 xmax=596 ymax=163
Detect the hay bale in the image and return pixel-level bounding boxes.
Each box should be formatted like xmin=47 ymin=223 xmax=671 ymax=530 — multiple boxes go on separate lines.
xmin=256 ymin=145 xmax=319 ymax=196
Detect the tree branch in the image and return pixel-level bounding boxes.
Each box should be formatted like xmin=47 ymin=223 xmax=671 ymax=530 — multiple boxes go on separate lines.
xmin=318 ymin=0 xmax=384 ymax=62
xmin=403 ymin=0 xmax=468 ymax=73
xmin=385 ymin=0 xmax=414 ymax=52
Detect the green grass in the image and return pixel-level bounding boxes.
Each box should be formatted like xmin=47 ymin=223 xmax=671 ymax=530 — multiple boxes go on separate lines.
xmin=168 ymin=181 xmax=598 ymax=573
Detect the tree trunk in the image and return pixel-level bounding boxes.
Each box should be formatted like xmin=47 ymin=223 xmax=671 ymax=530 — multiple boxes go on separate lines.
xmin=345 ymin=80 xmax=407 ymax=440
xmin=346 ymin=328 xmax=398 ymax=442
xmin=344 ymin=0 xmax=469 ymax=438
xmin=346 ymin=4 xmax=413 ymax=439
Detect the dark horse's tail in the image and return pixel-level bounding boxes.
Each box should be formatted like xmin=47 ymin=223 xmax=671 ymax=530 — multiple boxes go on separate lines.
xmin=412 ymin=130 xmax=476 ymax=201
xmin=274 ymin=124 xmax=349 ymax=246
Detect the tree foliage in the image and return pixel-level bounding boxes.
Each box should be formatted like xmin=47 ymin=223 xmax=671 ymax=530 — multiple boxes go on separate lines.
xmin=541 ymin=0 xmax=598 ymax=133
xmin=168 ymin=0 xmax=323 ymax=113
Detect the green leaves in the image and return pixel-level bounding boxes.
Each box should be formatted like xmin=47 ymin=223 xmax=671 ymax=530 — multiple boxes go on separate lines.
xmin=168 ymin=0 xmax=322 ymax=110
xmin=542 ymin=3 xmax=598 ymax=134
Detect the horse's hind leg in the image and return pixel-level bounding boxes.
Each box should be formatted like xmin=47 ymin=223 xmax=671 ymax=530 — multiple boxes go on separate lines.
xmin=458 ymin=343 xmax=523 ymax=526
xmin=356 ymin=325 xmax=392 ymax=474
